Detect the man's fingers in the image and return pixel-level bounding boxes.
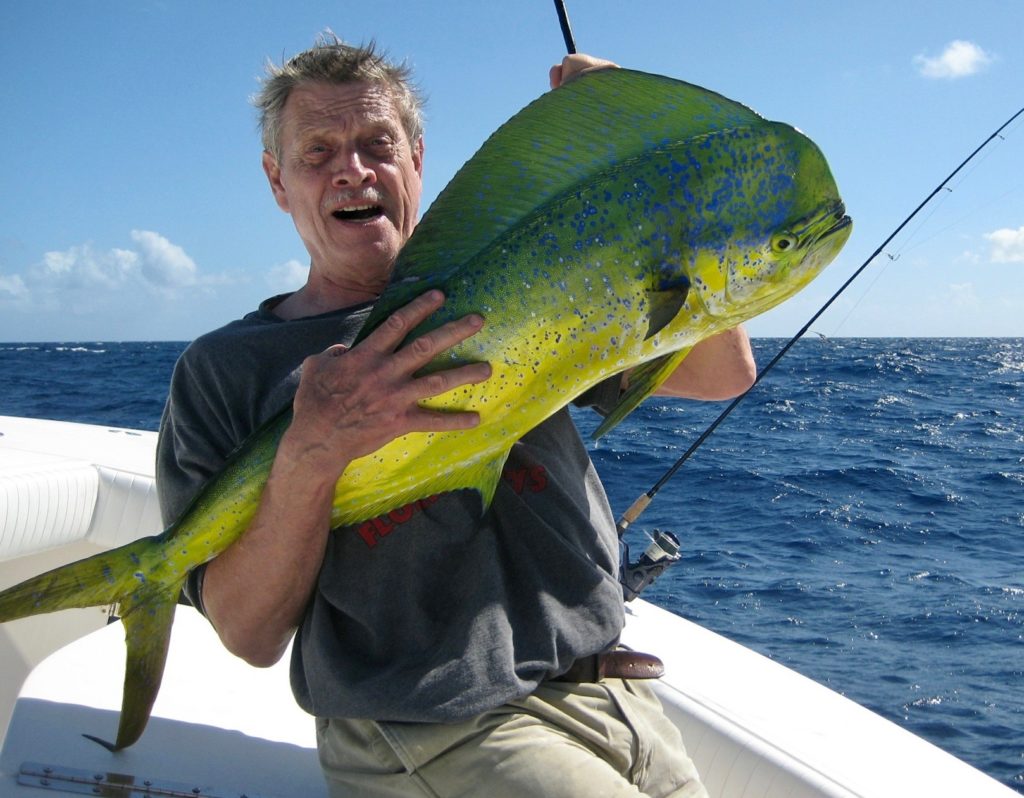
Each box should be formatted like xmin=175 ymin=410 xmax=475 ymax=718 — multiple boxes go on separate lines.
xmin=303 ymin=290 xmax=491 ymax=451
xmin=413 ymin=361 xmax=492 ymax=402
xmin=364 ymin=290 xmax=485 ymax=371
xmin=549 ymin=54 xmax=619 ymax=88
xmin=410 ymin=405 xmax=482 ymax=432
xmin=409 ymin=364 xmax=495 ymax=431
xmin=373 ymin=289 xmax=447 ymax=350
xmin=400 ymin=311 xmax=485 ymax=369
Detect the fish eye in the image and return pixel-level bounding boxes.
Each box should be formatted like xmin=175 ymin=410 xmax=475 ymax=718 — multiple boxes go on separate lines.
xmin=771 ymin=233 xmax=798 ymax=253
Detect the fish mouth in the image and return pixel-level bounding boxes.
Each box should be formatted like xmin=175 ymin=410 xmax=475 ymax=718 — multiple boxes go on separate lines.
xmin=813 ymin=200 xmax=851 ymax=243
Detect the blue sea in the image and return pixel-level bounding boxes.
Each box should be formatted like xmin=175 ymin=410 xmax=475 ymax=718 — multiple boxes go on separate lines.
xmin=1 ymin=337 xmax=1021 ymax=792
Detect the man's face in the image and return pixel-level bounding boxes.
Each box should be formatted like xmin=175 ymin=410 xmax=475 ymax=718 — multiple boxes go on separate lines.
xmin=263 ymin=80 xmax=424 ymax=295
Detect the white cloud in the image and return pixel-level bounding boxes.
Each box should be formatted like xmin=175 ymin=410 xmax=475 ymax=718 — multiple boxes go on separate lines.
xmin=952 ymin=249 xmax=982 ymax=266
xmin=914 ymin=40 xmax=993 ymax=79
xmin=985 ymin=226 xmax=1024 ymax=263
xmin=0 ymin=232 xmax=272 ymax=339
xmin=30 ymin=243 xmax=138 ymax=290
xmin=945 ymin=282 xmax=981 ymax=310
xmin=130 ymin=229 xmax=197 ymax=289
xmin=2 ymin=232 xmax=232 ymax=317
xmin=0 ymin=273 xmax=28 ymax=300
xmin=267 ymin=259 xmax=309 ymax=292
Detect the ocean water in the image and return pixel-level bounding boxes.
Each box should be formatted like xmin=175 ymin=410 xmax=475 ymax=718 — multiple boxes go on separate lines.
xmin=1 ymin=337 xmax=1022 ymax=792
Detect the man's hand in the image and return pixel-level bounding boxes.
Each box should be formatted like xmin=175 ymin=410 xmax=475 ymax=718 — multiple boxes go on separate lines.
xmin=549 ymin=53 xmax=619 ymax=89
xmin=285 ymin=290 xmax=491 ymax=483
xmin=203 ymin=290 xmax=490 ymax=667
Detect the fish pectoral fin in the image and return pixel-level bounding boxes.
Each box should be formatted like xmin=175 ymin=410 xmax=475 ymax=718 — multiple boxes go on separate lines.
xmin=347 ymin=447 xmax=512 ymax=528
xmin=592 ymin=347 xmax=694 ymax=440
xmin=467 ymin=449 xmax=510 ymax=516
xmin=84 ymin=589 xmax=179 ymax=752
xmin=644 ymin=279 xmax=690 ymax=340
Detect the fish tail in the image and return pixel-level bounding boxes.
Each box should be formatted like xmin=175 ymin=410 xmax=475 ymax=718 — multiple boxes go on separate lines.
xmin=0 ymin=535 xmax=186 ymax=750
xmin=0 ymin=535 xmax=162 ymax=621
xmin=87 ymin=584 xmax=181 ymax=751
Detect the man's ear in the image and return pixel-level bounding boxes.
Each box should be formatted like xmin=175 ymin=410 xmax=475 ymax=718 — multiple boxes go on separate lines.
xmin=413 ymin=136 xmax=424 ymax=178
xmin=262 ymin=150 xmax=290 ymax=213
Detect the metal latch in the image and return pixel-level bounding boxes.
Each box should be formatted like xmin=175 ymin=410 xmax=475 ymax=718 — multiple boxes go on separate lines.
xmin=18 ymin=762 xmax=275 ymax=798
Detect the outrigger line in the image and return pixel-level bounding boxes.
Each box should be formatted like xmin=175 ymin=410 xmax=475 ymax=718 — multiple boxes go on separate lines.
xmin=614 ymin=102 xmax=1024 ymax=538
xmin=548 ymin=0 xmax=1023 ymax=583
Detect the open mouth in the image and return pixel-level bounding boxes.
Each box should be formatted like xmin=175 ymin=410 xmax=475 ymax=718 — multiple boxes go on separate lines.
xmin=332 ymin=204 xmax=385 ymax=222
xmin=823 ymin=201 xmax=852 ymax=238
xmin=798 ymin=200 xmax=851 ymax=246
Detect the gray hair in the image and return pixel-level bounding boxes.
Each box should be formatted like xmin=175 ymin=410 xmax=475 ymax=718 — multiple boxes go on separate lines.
xmin=254 ymin=32 xmax=425 ymax=161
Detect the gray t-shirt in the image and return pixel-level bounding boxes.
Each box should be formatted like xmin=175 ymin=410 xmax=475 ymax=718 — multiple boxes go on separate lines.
xmin=156 ymin=295 xmax=625 ymax=723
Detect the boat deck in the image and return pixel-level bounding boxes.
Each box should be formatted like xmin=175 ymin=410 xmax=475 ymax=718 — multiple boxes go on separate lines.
xmin=0 ymin=416 xmax=1017 ymax=797
xmin=4 ymin=609 xmax=324 ymax=797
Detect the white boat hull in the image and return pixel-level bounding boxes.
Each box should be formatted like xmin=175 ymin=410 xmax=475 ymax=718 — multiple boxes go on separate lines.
xmin=0 ymin=416 xmax=1014 ymax=797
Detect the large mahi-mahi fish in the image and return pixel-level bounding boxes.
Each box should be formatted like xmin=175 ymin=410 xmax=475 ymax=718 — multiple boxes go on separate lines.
xmin=0 ymin=69 xmax=851 ymax=749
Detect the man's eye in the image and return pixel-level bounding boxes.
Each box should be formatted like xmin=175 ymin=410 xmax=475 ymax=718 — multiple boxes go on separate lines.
xmin=302 ymin=142 xmax=330 ymax=158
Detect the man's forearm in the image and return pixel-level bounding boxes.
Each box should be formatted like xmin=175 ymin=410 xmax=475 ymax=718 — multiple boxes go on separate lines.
xmin=197 ymin=290 xmax=492 ymax=667
xmin=653 ymin=326 xmax=756 ymax=400
xmin=200 ymin=426 xmax=343 ymax=667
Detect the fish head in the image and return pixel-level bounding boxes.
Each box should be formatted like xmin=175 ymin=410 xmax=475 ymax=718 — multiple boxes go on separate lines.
xmin=683 ymin=122 xmax=851 ymax=325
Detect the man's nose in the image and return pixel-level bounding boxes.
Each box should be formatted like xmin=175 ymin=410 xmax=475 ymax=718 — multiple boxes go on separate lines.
xmin=331 ymin=150 xmax=375 ymax=186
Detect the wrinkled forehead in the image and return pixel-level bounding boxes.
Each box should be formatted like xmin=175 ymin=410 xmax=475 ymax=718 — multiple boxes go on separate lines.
xmin=282 ymin=80 xmax=406 ymax=139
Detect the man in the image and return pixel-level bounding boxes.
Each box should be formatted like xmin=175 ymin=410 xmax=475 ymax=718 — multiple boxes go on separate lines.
xmin=157 ymin=34 xmax=755 ymax=797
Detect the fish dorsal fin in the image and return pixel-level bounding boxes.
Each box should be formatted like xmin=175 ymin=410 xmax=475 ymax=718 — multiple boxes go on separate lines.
xmin=355 ymin=69 xmax=762 ymax=341
xmin=592 ymin=347 xmax=694 ymax=440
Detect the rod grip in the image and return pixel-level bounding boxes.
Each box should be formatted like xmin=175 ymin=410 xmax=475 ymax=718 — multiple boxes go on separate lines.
xmin=616 ymin=493 xmax=652 ymax=535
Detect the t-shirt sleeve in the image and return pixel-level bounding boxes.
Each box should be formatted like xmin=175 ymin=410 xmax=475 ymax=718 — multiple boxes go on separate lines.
xmin=155 ymin=346 xmax=240 ymax=615
xmin=574 ymin=373 xmax=624 ymax=417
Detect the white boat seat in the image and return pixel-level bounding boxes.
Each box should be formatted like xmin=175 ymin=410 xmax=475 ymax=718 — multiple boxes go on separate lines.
xmin=0 ymin=455 xmax=98 ymax=561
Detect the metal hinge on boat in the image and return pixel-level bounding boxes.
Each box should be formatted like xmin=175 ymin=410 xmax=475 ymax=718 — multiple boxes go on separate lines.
xmin=18 ymin=762 xmax=277 ymax=798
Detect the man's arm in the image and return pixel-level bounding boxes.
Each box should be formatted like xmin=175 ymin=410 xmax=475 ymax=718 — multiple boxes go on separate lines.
xmin=200 ymin=291 xmax=490 ymax=667
xmin=652 ymin=326 xmax=756 ymax=400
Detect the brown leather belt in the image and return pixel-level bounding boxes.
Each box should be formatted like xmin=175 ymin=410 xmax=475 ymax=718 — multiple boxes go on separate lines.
xmin=550 ymin=649 xmax=665 ymax=682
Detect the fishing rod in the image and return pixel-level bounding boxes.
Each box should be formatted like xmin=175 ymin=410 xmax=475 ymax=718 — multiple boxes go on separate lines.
xmin=549 ymin=0 xmax=1024 ymax=596
xmin=552 ymin=0 xmax=577 ymax=54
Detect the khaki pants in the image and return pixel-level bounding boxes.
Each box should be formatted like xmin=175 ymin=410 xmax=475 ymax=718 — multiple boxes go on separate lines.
xmin=316 ymin=679 xmax=708 ymax=798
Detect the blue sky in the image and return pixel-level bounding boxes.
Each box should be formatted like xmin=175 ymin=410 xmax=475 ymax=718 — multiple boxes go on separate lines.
xmin=2 ymin=0 xmax=1022 ymax=341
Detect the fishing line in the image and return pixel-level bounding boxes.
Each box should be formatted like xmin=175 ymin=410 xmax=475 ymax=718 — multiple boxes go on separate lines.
xmin=825 ymin=261 xmax=894 ymax=337
xmin=887 ymin=178 xmax=1024 ymax=261
xmin=829 ymin=133 xmax=1020 ymax=335
xmin=877 ymin=116 xmax=1024 ymax=262
xmin=806 ymin=120 xmax=1022 ymax=335
xmin=881 ymin=186 xmax=953 ymax=261
xmin=615 ymin=103 xmax=1024 ymax=536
